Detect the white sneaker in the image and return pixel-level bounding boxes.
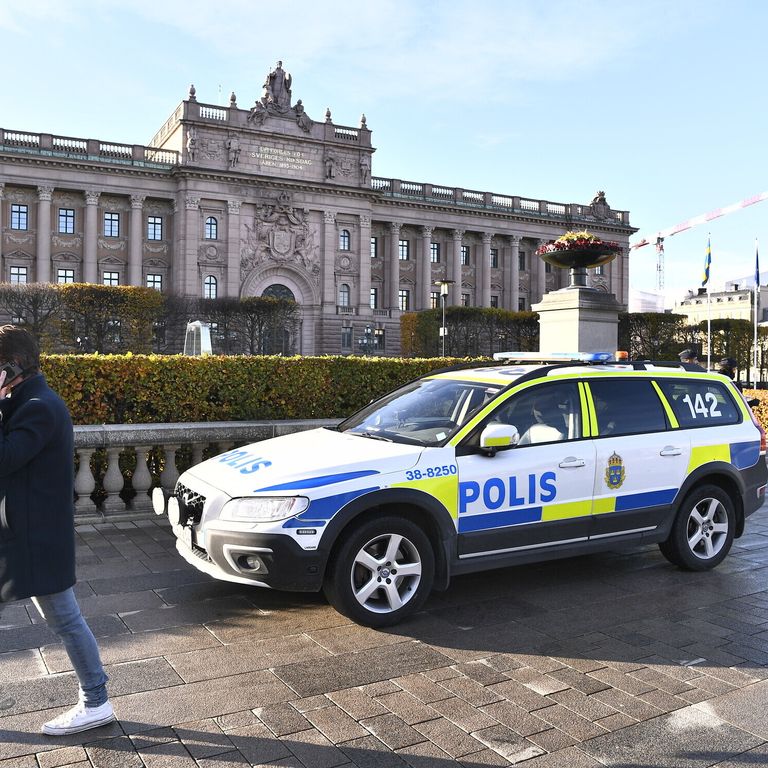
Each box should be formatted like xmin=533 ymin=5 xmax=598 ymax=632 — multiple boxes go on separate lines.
xmin=42 ymin=700 xmax=116 ymax=736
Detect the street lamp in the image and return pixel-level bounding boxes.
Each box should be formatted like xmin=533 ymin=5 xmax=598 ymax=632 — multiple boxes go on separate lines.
xmin=358 ymin=324 xmax=373 ymax=355
xmin=436 ymin=280 xmax=454 ymax=357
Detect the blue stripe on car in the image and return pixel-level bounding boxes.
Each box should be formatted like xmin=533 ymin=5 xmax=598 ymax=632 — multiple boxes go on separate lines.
xmin=458 ymin=506 xmax=542 ymax=533
xmin=614 ymin=488 xmax=677 ymax=512
xmin=730 ymin=441 xmax=761 ymax=469
xmin=255 ymin=469 xmax=381 ymax=492
xmin=281 ymin=486 xmax=380 ymax=527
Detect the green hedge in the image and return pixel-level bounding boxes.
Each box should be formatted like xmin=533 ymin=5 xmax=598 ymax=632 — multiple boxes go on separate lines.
xmin=40 ymin=354 xmax=477 ymax=425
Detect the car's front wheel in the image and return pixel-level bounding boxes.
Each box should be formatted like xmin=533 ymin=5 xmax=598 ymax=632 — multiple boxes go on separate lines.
xmin=323 ymin=515 xmax=435 ymax=627
xmin=659 ymin=484 xmax=735 ymax=570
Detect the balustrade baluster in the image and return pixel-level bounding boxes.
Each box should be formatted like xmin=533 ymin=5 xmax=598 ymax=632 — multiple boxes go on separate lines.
xmin=131 ymin=445 xmax=153 ymax=512
xmin=161 ymin=445 xmax=181 ymax=491
xmin=74 ymin=448 xmax=97 ymax=516
xmin=102 ymin=447 xmax=126 ymax=514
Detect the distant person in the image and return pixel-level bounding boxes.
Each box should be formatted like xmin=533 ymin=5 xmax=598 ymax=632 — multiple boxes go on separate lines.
xmin=0 ymin=325 xmax=115 ymax=736
xmin=718 ymin=357 xmax=743 ymax=391
xmin=679 ymin=348 xmax=699 ymax=365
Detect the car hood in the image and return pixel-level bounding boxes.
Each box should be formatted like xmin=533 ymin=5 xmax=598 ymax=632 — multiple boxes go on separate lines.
xmin=183 ymin=427 xmax=423 ymax=499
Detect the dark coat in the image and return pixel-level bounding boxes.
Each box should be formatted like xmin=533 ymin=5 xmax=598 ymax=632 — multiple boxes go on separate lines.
xmin=0 ymin=374 xmax=76 ymax=602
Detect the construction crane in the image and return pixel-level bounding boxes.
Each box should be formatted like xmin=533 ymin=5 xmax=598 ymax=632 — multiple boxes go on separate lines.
xmin=631 ymin=192 xmax=768 ymax=291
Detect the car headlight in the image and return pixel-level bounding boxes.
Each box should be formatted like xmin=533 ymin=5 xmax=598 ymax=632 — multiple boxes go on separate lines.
xmin=220 ymin=496 xmax=309 ymax=522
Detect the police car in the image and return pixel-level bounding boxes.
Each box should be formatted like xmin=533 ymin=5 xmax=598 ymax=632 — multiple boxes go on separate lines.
xmin=154 ymin=353 xmax=767 ymax=626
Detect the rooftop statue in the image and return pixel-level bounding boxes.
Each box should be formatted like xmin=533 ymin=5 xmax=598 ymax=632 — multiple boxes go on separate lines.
xmin=264 ymin=60 xmax=292 ymax=112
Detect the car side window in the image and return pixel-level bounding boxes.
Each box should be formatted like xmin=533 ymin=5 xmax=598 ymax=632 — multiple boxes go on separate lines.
xmin=490 ymin=381 xmax=582 ymax=446
xmin=588 ymin=379 xmax=667 ymax=437
xmin=656 ymin=379 xmax=740 ymax=428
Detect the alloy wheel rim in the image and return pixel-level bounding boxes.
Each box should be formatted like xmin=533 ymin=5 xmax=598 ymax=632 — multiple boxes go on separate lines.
xmin=687 ymin=497 xmax=729 ymax=560
xmin=350 ymin=532 xmax=422 ymax=613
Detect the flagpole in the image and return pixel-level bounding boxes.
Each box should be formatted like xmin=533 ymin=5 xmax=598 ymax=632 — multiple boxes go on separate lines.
xmin=755 ymin=238 xmax=760 ymax=387
xmin=706 ymin=234 xmax=712 ymax=370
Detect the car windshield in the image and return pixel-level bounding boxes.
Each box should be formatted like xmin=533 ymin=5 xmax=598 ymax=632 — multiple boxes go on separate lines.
xmin=338 ymin=377 xmax=502 ymax=446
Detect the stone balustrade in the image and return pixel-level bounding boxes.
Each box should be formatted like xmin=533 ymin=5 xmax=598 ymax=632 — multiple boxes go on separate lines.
xmin=73 ymin=419 xmax=340 ymax=522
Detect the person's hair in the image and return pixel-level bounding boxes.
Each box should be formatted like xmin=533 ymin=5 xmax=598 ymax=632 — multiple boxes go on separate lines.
xmin=0 ymin=325 xmax=40 ymax=373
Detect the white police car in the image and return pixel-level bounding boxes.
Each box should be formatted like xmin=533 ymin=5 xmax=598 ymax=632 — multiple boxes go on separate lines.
xmin=154 ymin=353 xmax=767 ymax=626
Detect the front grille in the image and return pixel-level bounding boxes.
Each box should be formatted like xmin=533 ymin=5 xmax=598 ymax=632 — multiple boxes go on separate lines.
xmin=174 ymin=481 xmax=206 ymax=525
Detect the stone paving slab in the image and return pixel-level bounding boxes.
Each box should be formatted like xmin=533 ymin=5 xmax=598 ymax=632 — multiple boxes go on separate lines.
xmin=0 ymin=511 xmax=767 ymax=766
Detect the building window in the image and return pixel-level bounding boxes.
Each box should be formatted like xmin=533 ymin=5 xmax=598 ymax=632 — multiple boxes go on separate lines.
xmin=490 ymin=248 xmax=499 ymax=269
xmin=519 ymin=251 xmax=526 ymax=271
xmin=204 ymin=216 xmax=218 ymax=240
xmin=430 ymin=291 xmax=440 ymax=309
xmin=11 ymin=315 xmax=24 ymax=325
xmin=461 ymin=293 xmax=470 ymax=306
xmin=341 ymin=327 xmax=352 ymax=349
xmin=490 ymin=295 xmax=499 ymax=308
xmin=104 ymin=212 xmax=120 ymax=238
xmin=374 ymin=328 xmax=385 ymax=352
xmin=398 ymin=239 xmax=410 ymax=260
xmin=461 ymin=245 xmax=470 ymax=266
xmin=370 ymin=287 xmax=379 ymax=309
xmin=545 ymin=262 xmax=552 ymax=273
xmin=370 ymin=236 xmax=378 ymax=258
xmin=338 ymin=283 xmax=350 ymax=307
xmin=518 ymin=298 xmax=526 ymax=311
xmin=58 ymin=208 xmax=75 ymax=234
xmin=10 ymin=204 xmax=28 ymax=230
xmin=204 ymin=275 xmax=218 ymax=299
xmin=339 ymin=229 xmax=350 ymax=251
xmin=103 ymin=271 xmax=119 ymax=286
xmin=430 ymin=242 xmax=440 ymax=263
xmin=595 ymin=265 xmax=604 ymax=276
xmin=10 ymin=266 xmax=28 ymax=284
xmin=106 ymin=319 xmax=122 ymax=344
xmin=146 ymin=273 xmax=163 ymax=291
xmin=398 ymin=289 xmax=410 ymax=312
xmin=147 ymin=216 xmax=163 ymax=241
xmin=57 ymin=268 xmax=75 ymax=284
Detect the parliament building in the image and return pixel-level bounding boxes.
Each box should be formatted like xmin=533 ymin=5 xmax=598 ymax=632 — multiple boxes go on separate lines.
xmin=0 ymin=62 xmax=636 ymax=355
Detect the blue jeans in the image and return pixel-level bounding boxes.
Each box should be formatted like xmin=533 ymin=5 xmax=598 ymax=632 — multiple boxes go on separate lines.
xmin=32 ymin=588 xmax=109 ymax=708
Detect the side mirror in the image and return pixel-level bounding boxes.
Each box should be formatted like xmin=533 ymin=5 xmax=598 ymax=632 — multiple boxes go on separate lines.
xmin=479 ymin=423 xmax=520 ymax=455
xmin=747 ymin=397 xmax=759 ymax=408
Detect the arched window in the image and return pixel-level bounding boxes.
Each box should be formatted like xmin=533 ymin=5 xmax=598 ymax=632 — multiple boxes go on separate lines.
xmin=205 ymin=216 xmax=218 ymax=240
xmin=338 ymin=283 xmax=350 ymax=307
xmin=262 ymin=283 xmax=296 ymax=301
xmin=203 ymin=275 xmax=217 ymax=299
xmin=339 ymin=229 xmax=350 ymax=251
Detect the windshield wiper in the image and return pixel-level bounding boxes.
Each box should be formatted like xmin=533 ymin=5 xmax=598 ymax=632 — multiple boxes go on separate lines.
xmin=355 ymin=431 xmax=394 ymax=442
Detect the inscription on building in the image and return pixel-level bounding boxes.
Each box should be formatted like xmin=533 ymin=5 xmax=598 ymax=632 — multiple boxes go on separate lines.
xmin=250 ymin=146 xmax=313 ymax=171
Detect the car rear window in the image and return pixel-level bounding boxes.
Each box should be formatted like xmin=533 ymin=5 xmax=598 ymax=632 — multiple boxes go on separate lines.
xmin=656 ymin=378 xmax=740 ymax=428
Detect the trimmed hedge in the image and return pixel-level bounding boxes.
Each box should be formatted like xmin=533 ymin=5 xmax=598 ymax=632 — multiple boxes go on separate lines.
xmin=40 ymin=354 xmax=477 ymax=425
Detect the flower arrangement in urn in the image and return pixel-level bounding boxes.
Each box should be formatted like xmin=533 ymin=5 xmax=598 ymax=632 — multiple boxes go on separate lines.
xmin=536 ymin=230 xmax=620 ymax=255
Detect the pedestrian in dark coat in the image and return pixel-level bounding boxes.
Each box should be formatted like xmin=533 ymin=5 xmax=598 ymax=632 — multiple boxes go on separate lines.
xmin=0 ymin=325 xmax=115 ymax=735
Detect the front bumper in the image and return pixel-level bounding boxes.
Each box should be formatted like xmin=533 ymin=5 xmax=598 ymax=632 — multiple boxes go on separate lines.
xmin=172 ymin=524 xmax=327 ymax=592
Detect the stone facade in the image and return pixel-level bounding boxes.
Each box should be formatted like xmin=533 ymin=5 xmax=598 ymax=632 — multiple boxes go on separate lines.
xmin=0 ymin=62 xmax=636 ymax=355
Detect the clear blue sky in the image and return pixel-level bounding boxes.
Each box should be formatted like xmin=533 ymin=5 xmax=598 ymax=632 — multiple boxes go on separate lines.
xmin=2 ymin=0 xmax=765 ymax=305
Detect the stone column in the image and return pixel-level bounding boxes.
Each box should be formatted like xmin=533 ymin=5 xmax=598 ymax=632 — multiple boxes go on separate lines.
xmin=480 ymin=232 xmax=492 ymax=307
xmin=183 ymin=196 xmax=200 ymax=295
xmin=535 ymin=239 xmax=547 ymax=303
xmin=449 ymin=229 xmax=464 ymax=305
xmin=509 ymin=235 xmax=521 ymax=311
xmin=323 ymin=211 xmax=337 ymax=306
xmin=36 ymin=185 xmax=53 ymax=283
xmin=0 ymin=184 xmax=4 ymax=273
xmin=358 ymin=214 xmax=372 ymax=312
xmin=83 ymin=190 xmax=100 ymax=284
xmin=227 ymin=200 xmax=241 ymax=298
xmin=419 ymin=226 xmax=433 ymax=310
xmin=128 ymin=195 xmax=145 ymax=286
xmin=388 ymin=221 xmax=401 ymax=310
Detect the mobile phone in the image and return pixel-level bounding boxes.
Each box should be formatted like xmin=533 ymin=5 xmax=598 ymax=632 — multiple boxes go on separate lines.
xmin=0 ymin=362 xmax=23 ymax=384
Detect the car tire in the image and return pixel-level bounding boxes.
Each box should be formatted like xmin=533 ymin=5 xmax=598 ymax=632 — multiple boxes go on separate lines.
xmin=323 ymin=515 xmax=435 ymax=627
xmin=659 ymin=484 xmax=735 ymax=571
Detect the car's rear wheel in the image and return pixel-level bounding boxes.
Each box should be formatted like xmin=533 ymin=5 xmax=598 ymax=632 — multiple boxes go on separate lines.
xmin=659 ymin=484 xmax=735 ymax=570
xmin=323 ymin=515 xmax=434 ymax=627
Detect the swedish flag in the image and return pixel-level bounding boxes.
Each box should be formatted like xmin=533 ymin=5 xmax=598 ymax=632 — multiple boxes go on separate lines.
xmin=702 ymin=236 xmax=711 ymax=287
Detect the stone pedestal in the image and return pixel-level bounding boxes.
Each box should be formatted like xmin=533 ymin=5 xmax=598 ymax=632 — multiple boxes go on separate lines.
xmin=533 ymin=287 xmax=622 ymax=354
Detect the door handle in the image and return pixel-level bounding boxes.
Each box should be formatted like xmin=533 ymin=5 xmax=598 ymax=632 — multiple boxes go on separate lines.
xmin=660 ymin=446 xmax=682 ymax=456
xmin=559 ymin=457 xmax=586 ymax=468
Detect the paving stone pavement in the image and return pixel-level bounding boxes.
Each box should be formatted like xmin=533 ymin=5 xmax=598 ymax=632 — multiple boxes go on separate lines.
xmin=2 ymin=506 xmax=768 ymax=767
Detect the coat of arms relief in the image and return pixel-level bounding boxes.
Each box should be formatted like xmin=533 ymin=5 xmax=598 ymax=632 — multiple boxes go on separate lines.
xmin=241 ymin=192 xmax=320 ymax=284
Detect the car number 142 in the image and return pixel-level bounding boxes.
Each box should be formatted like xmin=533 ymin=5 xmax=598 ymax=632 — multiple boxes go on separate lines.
xmin=405 ymin=465 xmax=458 ymax=481
xmin=682 ymin=392 xmax=722 ymax=419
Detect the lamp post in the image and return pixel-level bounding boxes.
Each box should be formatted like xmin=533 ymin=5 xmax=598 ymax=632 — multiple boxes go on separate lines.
xmin=358 ymin=324 xmax=373 ymax=356
xmin=436 ymin=280 xmax=454 ymax=357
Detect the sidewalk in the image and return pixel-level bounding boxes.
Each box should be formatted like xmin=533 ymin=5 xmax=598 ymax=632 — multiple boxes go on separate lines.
xmin=1 ymin=505 xmax=768 ymax=767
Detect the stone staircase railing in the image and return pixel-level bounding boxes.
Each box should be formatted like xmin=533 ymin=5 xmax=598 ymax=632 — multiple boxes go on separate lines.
xmin=73 ymin=419 xmax=340 ymax=522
